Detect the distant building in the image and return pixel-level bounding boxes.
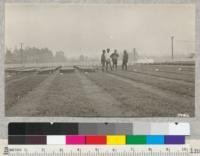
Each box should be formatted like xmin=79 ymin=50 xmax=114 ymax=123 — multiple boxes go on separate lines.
xmin=136 ymin=58 xmax=154 ymax=64
xmin=54 ymin=51 xmax=67 ymax=62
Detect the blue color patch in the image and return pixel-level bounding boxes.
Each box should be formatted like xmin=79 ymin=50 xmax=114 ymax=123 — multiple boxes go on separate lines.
xmin=147 ymin=135 xmax=164 ymax=144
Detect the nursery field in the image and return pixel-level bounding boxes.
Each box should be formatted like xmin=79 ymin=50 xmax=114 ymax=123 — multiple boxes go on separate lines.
xmin=5 ymin=63 xmax=195 ymax=117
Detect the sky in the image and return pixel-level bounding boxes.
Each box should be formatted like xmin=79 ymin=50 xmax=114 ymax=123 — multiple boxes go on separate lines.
xmin=5 ymin=3 xmax=195 ymax=58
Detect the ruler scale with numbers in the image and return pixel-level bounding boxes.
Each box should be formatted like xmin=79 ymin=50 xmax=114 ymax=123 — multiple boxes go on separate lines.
xmin=5 ymin=145 xmax=194 ymax=156
xmin=6 ymin=122 xmax=197 ymax=156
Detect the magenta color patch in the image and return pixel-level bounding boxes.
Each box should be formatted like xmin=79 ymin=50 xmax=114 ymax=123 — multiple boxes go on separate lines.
xmin=66 ymin=135 xmax=85 ymax=144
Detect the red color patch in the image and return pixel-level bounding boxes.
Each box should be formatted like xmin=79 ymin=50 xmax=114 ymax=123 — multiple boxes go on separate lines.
xmin=86 ymin=136 xmax=106 ymax=144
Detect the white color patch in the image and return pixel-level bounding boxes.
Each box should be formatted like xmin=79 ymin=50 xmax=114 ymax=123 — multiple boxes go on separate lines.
xmin=169 ymin=123 xmax=190 ymax=135
xmin=47 ymin=135 xmax=66 ymax=145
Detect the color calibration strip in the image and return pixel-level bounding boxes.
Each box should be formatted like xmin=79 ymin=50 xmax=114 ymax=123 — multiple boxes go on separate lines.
xmin=8 ymin=122 xmax=189 ymax=145
xmin=8 ymin=135 xmax=185 ymax=145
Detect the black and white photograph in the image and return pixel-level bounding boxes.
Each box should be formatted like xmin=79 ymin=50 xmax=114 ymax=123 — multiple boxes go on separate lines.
xmin=5 ymin=3 xmax=195 ymax=117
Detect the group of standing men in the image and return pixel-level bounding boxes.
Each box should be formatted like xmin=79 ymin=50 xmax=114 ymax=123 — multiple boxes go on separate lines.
xmin=101 ymin=48 xmax=129 ymax=72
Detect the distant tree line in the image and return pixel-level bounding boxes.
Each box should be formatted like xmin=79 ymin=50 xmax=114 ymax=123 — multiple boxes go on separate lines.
xmin=5 ymin=47 xmax=67 ymax=64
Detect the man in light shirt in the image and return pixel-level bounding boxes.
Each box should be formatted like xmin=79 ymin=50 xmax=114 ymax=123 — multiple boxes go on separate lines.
xmin=110 ymin=49 xmax=119 ymax=70
xmin=105 ymin=48 xmax=113 ymax=71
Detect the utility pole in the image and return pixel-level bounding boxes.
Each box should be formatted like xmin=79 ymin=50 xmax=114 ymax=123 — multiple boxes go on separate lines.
xmin=20 ymin=42 xmax=23 ymax=49
xmin=133 ymin=48 xmax=137 ymax=64
xmin=171 ymin=36 xmax=174 ymax=60
xmin=20 ymin=42 xmax=24 ymax=65
xmin=133 ymin=48 xmax=136 ymax=64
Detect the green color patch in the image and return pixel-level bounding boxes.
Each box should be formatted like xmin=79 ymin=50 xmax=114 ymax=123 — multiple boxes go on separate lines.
xmin=126 ymin=135 xmax=147 ymax=144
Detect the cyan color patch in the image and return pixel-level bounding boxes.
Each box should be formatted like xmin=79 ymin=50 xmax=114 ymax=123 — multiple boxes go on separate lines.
xmin=147 ymin=135 xmax=164 ymax=144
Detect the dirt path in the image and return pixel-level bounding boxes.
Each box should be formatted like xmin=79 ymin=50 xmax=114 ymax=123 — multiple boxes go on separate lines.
xmin=6 ymin=72 xmax=59 ymax=116
xmin=107 ymin=72 xmax=193 ymax=105
xmin=76 ymin=72 xmax=125 ymax=116
xmin=35 ymin=72 xmax=99 ymax=117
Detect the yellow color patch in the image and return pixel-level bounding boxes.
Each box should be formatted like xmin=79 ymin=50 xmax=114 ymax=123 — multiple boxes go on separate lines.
xmin=106 ymin=135 xmax=126 ymax=145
